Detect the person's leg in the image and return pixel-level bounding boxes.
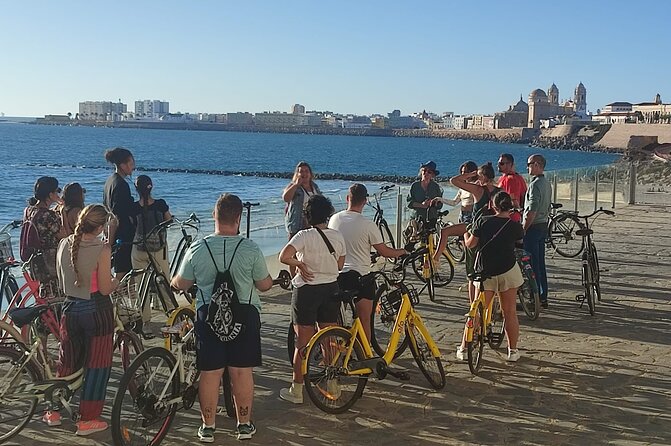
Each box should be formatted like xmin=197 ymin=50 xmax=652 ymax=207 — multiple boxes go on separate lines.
xmin=228 ymin=367 xmax=254 ymax=425
xmin=79 ymin=297 xmax=115 ymax=426
xmin=434 ymin=223 xmax=467 ymax=262
xmin=292 ymin=324 xmax=316 ymax=384
xmin=536 ymin=233 xmax=548 ymax=302
xmin=131 ymin=247 xmax=152 ymax=324
xmin=199 ymin=369 xmax=225 ymax=426
xmin=499 ymin=288 xmax=519 ymax=350
xmin=355 ymin=299 xmax=373 ymax=342
xmin=459 ymin=289 xmax=493 ymax=351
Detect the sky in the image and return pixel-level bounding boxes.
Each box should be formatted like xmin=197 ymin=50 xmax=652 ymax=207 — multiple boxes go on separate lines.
xmin=1 ymin=0 xmax=669 ymax=117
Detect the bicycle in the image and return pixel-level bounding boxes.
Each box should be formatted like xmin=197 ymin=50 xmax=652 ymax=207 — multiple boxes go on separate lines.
xmin=0 ymin=220 xmax=22 ymax=307
xmin=547 ymin=203 xmax=585 ymax=258
xmin=301 ymin=253 xmax=445 ymax=414
xmin=111 ymin=324 xmax=216 ymax=446
xmin=573 ymin=208 xmax=615 ymax=315
xmin=0 ymin=292 xmax=143 ymax=442
xmin=515 ymin=248 xmax=540 ymax=321
xmin=463 ymin=275 xmax=506 ymax=375
xmin=409 ymin=214 xmax=457 ymax=302
xmin=366 ymin=184 xmax=397 ymax=269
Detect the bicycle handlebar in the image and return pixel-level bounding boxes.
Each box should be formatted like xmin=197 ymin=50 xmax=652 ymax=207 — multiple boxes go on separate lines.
xmin=576 ymin=207 xmax=615 ymax=220
xmin=0 ymin=220 xmax=23 ymax=234
xmin=118 ymin=214 xmax=200 ymax=247
xmin=242 ymin=202 xmax=260 ymax=208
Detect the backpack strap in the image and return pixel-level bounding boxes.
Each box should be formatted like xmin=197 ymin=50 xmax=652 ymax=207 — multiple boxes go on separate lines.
xmin=202 ymin=238 xmax=221 ymax=274
xmin=314 ymin=227 xmax=336 ymax=256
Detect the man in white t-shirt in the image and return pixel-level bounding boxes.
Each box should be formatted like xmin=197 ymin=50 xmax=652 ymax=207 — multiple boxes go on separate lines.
xmin=328 ymin=184 xmax=408 ymax=341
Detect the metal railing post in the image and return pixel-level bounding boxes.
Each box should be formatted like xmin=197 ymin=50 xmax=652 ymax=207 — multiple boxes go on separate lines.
xmin=610 ymin=167 xmax=617 ymax=209
xmin=593 ymin=171 xmax=599 ymax=211
xmin=396 ymin=187 xmax=403 ymax=247
xmin=553 ymin=174 xmax=558 ymax=203
xmin=628 ymin=161 xmax=636 ymax=205
xmin=574 ymin=170 xmax=579 ymax=212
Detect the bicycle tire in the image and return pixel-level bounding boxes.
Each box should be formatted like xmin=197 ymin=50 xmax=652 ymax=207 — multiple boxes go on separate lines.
xmin=370 ymin=284 xmax=408 ymax=358
xmin=582 ymin=258 xmax=595 ymax=316
xmin=0 ymin=346 xmax=43 ymax=443
xmin=114 ymin=329 xmax=144 ymax=372
xmin=591 ymin=244 xmax=602 ymax=302
xmin=111 ymin=346 xmax=180 ymax=446
xmin=488 ymin=296 xmax=505 ymax=350
xmin=549 ymin=213 xmax=584 ymax=258
xmin=517 ymin=267 xmax=540 ymax=321
xmin=406 ymin=319 xmax=445 ymax=390
xmin=446 ymin=239 xmax=465 ymax=263
xmin=164 ymin=306 xmax=196 ymax=350
xmin=221 ymin=368 xmax=236 ymax=418
xmin=2 ymin=276 xmax=19 ymax=306
xmin=411 ymin=252 xmax=454 ymax=287
xmin=376 ymin=220 xmax=397 ymax=270
xmin=467 ymin=302 xmax=486 ymax=375
xmin=303 ymin=327 xmax=368 ymax=414
xmin=287 ymin=304 xmax=350 ymax=366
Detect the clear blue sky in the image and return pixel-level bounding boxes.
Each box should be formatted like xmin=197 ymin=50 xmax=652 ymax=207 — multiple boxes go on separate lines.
xmin=1 ymin=0 xmax=668 ymax=117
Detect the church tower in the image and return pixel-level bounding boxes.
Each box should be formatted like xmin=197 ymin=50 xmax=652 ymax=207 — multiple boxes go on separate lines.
xmin=574 ymin=82 xmax=587 ymax=118
xmin=548 ymin=83 xmax=559 ymax=105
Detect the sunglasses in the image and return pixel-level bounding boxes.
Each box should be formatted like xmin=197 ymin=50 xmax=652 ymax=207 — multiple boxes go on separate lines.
xmin=498 ymin=161 xmax=509 ymax=165
xmin=527 ymin=161 xmax=538 ymax=167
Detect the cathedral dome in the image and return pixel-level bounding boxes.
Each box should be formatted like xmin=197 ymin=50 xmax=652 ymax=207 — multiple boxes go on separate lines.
xmin=529 ymin=89 xmax=548 ymax=102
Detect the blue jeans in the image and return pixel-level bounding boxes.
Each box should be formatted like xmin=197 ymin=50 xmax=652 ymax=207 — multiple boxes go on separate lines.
xmin=524 ymin=224 xmax=548 ymax=302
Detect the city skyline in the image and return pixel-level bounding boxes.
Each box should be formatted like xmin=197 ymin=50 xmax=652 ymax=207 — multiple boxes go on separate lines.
xmin=1 ymin=0 xmax=669 ymax=117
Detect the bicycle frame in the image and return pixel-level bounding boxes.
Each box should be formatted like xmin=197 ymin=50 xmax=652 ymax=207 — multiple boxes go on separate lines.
xmin=465 ymin=287 xmax=495 ymax=343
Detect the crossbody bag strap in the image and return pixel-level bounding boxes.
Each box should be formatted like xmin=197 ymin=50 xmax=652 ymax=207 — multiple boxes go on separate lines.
xmin=314 ymin=227 xmax=336 ymax=256
xmin=478 ymin=219 xmax=511 ymax=252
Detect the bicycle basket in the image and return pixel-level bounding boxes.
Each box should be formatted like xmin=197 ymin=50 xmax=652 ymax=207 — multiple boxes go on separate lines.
xmin=379 ymin=282 xmax=419 ymax=318
xmin=0 ymin=233 xmax=13 ymax=260
xmin=111 ymin=280 xmax=142 ymax=327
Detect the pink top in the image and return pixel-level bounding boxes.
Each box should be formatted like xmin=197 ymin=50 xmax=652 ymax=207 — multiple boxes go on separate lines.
xmin=89 ymin=270 xmax=99 ymax=293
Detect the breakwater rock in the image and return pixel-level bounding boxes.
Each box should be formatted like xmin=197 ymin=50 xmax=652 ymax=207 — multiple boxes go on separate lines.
xmin=26 ymin=162 xmax=420 ymax=184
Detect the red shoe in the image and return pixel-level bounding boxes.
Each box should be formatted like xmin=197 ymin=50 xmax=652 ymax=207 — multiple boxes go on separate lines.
xmin=42 ymin=410 xmax=62 ymax=426
xmin=76 ymin=419 xmax=108 ymax=436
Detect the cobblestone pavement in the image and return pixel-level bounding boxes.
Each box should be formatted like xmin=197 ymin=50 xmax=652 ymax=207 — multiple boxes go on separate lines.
xmin=7 ymin=204 xmax=671 ymax=446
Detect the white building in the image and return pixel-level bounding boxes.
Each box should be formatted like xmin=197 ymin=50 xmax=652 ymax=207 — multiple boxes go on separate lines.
xmin=78 ymin=101 xmax=127 ymax=121
xmin=135 ymin=100 xmax=169 ymax=119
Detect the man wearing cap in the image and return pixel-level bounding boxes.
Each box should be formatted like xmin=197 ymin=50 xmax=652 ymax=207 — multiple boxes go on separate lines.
xmin=329 ymin=184 xmax=408 ymax=341
xmin=407 ymin=161 xmax=443 ymax=223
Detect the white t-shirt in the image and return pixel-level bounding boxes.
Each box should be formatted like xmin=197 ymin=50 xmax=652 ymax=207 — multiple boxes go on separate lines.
xmin=328 ymin=210 xmax=382 ymax=274
xmin=289 ymin=227 xmax=346 ymax=287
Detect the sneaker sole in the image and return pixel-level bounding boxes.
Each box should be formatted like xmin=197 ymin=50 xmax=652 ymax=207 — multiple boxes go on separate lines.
xmin=278 ymin=394 xmax=302 ymax=404
xmin=198 ymin=434 xmax=215 ymax=443
xmin=76 ymin=427 xmax=108 ymax=436
xmin=237 ymin=432 xmax=256 ymax=440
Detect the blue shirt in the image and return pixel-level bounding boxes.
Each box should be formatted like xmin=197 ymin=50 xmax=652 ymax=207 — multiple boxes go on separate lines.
xmin=177 ymin=234 xmax=269 ymax=312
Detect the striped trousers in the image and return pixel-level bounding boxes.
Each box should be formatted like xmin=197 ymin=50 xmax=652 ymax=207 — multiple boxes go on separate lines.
xmin=57 ymin=294 xmax=115 ymax=421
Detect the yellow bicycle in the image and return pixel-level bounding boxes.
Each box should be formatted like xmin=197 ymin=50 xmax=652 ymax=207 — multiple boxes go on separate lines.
xmin=301 ymin=255 xmax=445 ymax=414
xmin=464 ymin=275 xmax=505 ymax=375
xmin=411 ymin=214 xmax=457 ymax=302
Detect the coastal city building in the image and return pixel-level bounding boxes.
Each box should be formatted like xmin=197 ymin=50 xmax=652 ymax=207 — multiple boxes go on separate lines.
xmin=387 ymin=110 xmax=427 ymax=129
xmin=226 ymin=112 xmax=254 ymax=126
xmin=134 ymin=100 xmax=169 ymax=119
xmin=78 ymin=100 xmax=127 ymax=121
xmin=291 ymin=104 xmax=306 ymax=114
xmin=494 ymin=96 xmax=529 ymax=129
xmin=592 ymin=94 xmax=671 ymax=124
xmin=527 ymin=82 xmax=588 ymax=128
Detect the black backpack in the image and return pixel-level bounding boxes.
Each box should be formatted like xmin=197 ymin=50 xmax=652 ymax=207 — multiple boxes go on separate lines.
xmin=203 ymin=238 xmax=253 ymax=342
xmin=135 ymin=206 xmax=167 ymax=252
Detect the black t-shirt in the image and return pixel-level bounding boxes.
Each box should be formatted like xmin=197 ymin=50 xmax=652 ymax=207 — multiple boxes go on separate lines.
xmin=103 ymin=173 xmax=135 ymax=241
xmin=131 ymin=199 xmax=169 ymax=227
xmin=471 ymin=215 xmax=524 ymax=276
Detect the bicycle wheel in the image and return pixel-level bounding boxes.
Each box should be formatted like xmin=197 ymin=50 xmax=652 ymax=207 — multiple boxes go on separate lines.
xmin=488 ymin=296 xmax=505 ymax=350
xmin=517 ymin=268 xmax=540 ymax=321
xmin=220 ymin=368 xmax=236 ymax=418
xmin=111 ymin=347 xmax=180 ymax=446
xmin=549 ymin=214 xmax=584 ymax=258
xmin=114 ymin=329 xmax=144 ymax=372
xmin=0 ymin=346 xmax=43 ymax=443
xmin=591 ymin=244 xmax=602 ymax=302
xmin=582 ymin=259 xmax=595 ymax=316
xmin=2 ymin=276 xmax=19 ymax=306
xmin=467 ymin=302 xmax=485 ymax=375
xmin=164 ymin=306 xmax=195 ymax=350
xmin=412 ymin=252 xmax=454 ymax=288
xmin=303 ymin=327 xmax=368 ymax=414
xmin=406 ymin=318 xmax=445 ymax=390
xmin=370 ymin=284 xmax=408 ymax=358
xmin=446 ymin=237 xmax=465 ymax=263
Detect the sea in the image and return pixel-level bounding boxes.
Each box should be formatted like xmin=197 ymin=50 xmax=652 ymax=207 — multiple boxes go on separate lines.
xmin=0 ymin=123 xmax=618 ymax=258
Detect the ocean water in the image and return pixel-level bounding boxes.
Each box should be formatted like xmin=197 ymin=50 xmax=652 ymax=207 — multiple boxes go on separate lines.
xmin=0 ymin=123 xmax=618 ymax=256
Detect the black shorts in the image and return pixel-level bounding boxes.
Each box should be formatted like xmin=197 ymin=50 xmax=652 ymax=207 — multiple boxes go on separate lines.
xmin=195 ymin=305 xmax=262 ymax=370
xmin=337 ymin=270 xmax=376 ymax=301
xmin=113 ymin=242 xmax=133 ymax=274
xmin=291 ymin=281 xmax=340 ymax=326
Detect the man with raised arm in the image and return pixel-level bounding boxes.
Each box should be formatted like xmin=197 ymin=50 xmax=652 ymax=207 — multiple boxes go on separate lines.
xmin=172 ymin=193 xmax=273 ymax=443
xmin=523 ymin=154 xmax=552 ymax=309
xmin=497 ymin=153 xmax=527 ymax=223
xmin=328 ymin=184 xmax=408 ymax=341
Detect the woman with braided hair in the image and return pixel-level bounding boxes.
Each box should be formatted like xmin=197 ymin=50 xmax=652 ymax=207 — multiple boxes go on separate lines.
xmin=47 ymin=204 xmax=119 ymax=435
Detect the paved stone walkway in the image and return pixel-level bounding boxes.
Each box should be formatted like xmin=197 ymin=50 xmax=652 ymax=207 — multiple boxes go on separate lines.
xmin=7 ymin=204 xmax=671 ymax=446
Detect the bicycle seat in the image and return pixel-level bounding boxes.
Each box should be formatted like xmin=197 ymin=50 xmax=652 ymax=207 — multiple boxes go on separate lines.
xmin=575 ymin=228 xmax=594 ymax=237
xmin=467 ymin=273 xmax=491 ymax=282
xmin=551 ymin=203 xmax=563 ymax=209
xmin=332 ymin=289 xmax=360 ymax=304
xmin=8 ymin=305 xmax=50 ymax=328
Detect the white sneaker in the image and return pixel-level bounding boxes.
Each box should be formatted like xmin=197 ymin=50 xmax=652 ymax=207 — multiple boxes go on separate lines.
xmin=455 ymin=347 xmax=466 ymax=362
xmin=279 ymin=383 xmax=303 ymax=404
xmin=326 ymin=379 xmax=341 ymax=400
xmin=507 ymin=349 xmax=521 ymax=362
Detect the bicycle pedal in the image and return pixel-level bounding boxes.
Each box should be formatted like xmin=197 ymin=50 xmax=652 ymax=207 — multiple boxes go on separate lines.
xmin=386 ymin=368 xmax=411 ymax=381
xmin=575 ymin=294 xmax=584 ymax=302
xmin=489 ymin=332 xmax=504 ymax=344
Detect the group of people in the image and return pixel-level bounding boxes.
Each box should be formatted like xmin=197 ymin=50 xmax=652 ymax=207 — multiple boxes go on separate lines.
xmin=17 ymin=152 xmax=552 ymax=442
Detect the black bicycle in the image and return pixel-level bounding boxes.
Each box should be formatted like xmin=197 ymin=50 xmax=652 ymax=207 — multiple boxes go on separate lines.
xmin=547 ymin=203 xmax=585 ymax=258
xmin=367 ymin=184 xmax=397 ymax=269
xmin=0 ymin=220 xmax=22 ymax=306
xmin=574 ymin=208 xmax=614 ymax=315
